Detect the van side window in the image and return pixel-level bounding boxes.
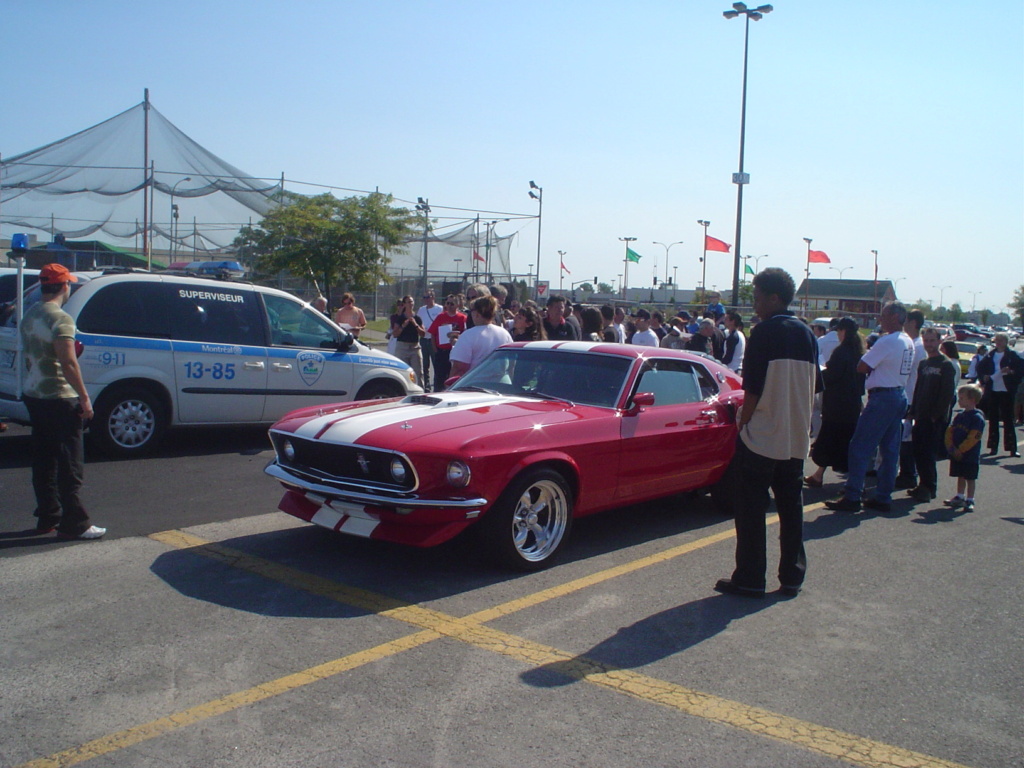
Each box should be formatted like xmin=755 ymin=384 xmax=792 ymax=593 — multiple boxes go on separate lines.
xmin=262 ymin=293 xmax=339 ymax=349
xmin=77 ymin=282 xmax=174 ymax=338
xmin=171 ymin=286 xmax=263 ymax=346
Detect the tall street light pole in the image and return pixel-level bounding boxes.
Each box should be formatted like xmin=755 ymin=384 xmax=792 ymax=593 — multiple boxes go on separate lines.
xmin=416 ymin=197 xmax=431 ymax=297
xmin=723 ymin=2 xmax=772 ymax=310
xmin=529 ymin=181 xmax=543 ymax=288
xmin=619 ymin=237 xmax=637 ymax=299
xmin=169 ymin=176 xmax=191 ymax=263
xmin=653 ymin=240 xmax=683 ymax=286
xmin=558 ymin=250 xmax=567 ymax=291
xmin=969 ymin=290 xmax=983 ymax=312
xmin=829 ymin=266 xmax=852 ymax=279
xmin=933 ymin=284 xmax=952 ymax=311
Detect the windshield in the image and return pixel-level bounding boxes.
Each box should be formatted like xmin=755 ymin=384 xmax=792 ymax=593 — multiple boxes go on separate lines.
xmin=451 ymin=348 xmax=631 ymax=408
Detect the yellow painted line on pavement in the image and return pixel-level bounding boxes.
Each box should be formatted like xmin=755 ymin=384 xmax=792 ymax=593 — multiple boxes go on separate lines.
xmin=21 ymin=501 xmax=970 ymax=768
xmin=16 ymin=629 xmax=440 ymax=768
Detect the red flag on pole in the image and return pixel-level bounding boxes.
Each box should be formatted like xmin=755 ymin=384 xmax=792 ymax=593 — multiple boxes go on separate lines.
xmin=560 ymin=259 xmax=571 ymax=274
xmin=808 ymin=250 xmax=831 ymax=264
xmin=473 ymin=250 xmax=485 ymax=263
xmin=704 ymin=235 xmax=731 ymax=253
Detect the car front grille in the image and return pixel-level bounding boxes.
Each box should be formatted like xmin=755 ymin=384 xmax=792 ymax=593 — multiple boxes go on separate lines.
xmin=270 ymin=432 xmax=416 ymax=492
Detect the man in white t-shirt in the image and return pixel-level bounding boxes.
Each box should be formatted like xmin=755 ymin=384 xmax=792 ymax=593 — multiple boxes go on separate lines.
xmin=817 ymin=318 xmax=840 ymax=366
xmin=629 ymin=309 xmax=659 ymax=347
xmin=448 ymin=295 xmax=513 ymax=379
xmin=826 ymin=302 xmax=915 ymax=513
xmin=417 ymin=292 xmax=443 ymax=392
xmin=894 ymin=310 xmax=927 ymax=489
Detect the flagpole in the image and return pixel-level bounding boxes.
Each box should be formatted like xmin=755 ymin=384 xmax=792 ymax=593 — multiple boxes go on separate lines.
xmin=871 ymin=249 xmax=879 ymax=320
xmin=697 ymin=220 xmax=710 ymax=299
xmin=803 ymin=237 xmax=812 ymax=313
xmin=619 ymin=236 xmax=636 ymax=300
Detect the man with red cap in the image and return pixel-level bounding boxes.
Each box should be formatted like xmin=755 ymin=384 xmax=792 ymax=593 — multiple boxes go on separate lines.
xmin=20 ymin=264 xmax=106 ymax=539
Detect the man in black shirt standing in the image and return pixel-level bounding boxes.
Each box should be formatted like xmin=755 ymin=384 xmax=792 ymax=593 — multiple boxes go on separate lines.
xmin=907 ymin=327 xmax=958 ymax=502
xmin=542 ymin=295 xmax=579 ymax=341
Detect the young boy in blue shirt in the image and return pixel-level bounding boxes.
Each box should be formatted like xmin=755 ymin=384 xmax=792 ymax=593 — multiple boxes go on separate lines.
xmin=944 ymin=383 xmax=986 ymax=512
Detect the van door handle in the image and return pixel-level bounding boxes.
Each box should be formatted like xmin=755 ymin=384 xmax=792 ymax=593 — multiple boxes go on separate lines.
xmin=272 ymin=363 xmax=292 ymax=371
xmin=243 ymin=361 xmax=265 ymax=370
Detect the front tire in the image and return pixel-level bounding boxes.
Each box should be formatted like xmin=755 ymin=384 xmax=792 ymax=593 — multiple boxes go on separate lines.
xmin=355 ymin=379 xmax=405 ymax=401
xmin=91 ymin=386 xmax=167 ymax=457
xmin=480 ymin=468 xmax=573 ymax=570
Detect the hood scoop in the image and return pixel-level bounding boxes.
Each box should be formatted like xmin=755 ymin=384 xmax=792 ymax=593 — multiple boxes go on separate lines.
xmin=406 ymin=395 xmax=443 ymax=406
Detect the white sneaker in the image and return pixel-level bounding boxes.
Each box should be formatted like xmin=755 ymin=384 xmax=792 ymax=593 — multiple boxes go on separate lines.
xmin=59 ymin=525 xmax=107 ymax=540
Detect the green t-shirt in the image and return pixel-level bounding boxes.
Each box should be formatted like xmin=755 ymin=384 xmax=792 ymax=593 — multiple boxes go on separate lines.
xmin=20 ymin=299 xmax=78 ymax=399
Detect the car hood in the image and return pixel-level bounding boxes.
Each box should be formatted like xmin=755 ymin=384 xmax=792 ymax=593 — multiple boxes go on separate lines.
xmin=276 ymin=391 xmax=589 ymax=452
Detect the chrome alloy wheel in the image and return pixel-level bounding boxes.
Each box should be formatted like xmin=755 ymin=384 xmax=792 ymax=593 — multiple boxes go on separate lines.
xmin=510 ymin=477 xmax=570 ymax=563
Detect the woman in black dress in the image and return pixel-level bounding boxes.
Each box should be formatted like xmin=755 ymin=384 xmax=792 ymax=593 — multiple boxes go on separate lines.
xmin=805 ymin=317 xmax=866 ymax=487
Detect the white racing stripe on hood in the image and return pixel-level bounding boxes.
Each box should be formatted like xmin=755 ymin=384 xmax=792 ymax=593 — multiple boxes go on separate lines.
xmin=292 ymin=391 xmax=533 ymax=444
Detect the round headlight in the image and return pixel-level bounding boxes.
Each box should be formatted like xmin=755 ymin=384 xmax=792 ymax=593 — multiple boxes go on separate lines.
xmin=281 ymin=439 xmax=296 ymax=461
xmin=390 ymin=458 xmax=407 ymax=483
xmin=446 ymin=461 xmax=471 ymax=488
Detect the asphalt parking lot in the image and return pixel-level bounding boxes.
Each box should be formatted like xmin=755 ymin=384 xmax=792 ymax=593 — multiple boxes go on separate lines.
xmin=1 ymin=423 xmax=1022 ymax=768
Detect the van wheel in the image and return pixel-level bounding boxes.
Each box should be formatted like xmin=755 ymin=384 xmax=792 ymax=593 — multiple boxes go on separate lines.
xmin=355 ymin=379 xmax=405 ymax=401
xmin=92 ymin=386 xmax=167 ymax=457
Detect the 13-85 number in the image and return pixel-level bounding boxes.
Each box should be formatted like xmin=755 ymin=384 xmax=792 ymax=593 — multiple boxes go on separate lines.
xmin=183 ymin=362 xmax=236 ymax=380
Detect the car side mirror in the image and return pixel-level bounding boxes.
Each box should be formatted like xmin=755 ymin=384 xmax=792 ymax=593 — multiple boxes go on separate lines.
xmin=328 ymin=330 xmax=354 ymax=352
xmin=625 ymin=391 xmax=655 ymax=416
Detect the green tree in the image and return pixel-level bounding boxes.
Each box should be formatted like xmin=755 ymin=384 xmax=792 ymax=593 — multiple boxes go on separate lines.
xmin=238 ymin=191 xmax=416 ymax=302
xmin=597 ymin=282 xmax=614 ymax=294
xmin=1010 ymin=285 xmax=1024 ymax=327
xmin=979 ymin=309 xmax=990 ymax=325
xmin=948 ymin=302 xmax=963 ymax=323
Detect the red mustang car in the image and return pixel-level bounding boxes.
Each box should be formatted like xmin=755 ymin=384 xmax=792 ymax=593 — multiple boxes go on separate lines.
xmin=265 ymin=341 xmax=744 ymax=570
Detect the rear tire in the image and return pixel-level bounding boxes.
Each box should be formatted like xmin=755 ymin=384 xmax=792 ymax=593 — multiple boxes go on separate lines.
xmin=91 ymin=385 xmax=167 ymax=457
xmin=479 ymin=468 xmax=573 ymax=571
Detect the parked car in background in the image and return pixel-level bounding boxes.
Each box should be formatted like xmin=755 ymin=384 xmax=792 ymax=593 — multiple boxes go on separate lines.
xmin=265 ymin=342 xmax=744 ymax=570
xmin=0 ymin=271 xmax=421 ymax=456
xmin=0 ymin=267 xmax=41 ymax=304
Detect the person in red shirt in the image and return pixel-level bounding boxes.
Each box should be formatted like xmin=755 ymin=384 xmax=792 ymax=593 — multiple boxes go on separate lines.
xmin=427 ymin=295 xmax=467 ymax=391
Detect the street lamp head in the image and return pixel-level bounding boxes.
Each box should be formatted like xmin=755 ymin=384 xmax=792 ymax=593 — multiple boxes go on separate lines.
xmin=732 ymin=2 xmax=747 ymax=10
xmin=723 ymin=10 xmax=740 ymax=18
xmin=529 ymin=180 xmax=539 ymax=190
xmin=755 ymin=4 xmax=773 ymax=12
xmin=803 ymin=237 xmax=812 ymax=244
xmin=529 ymin=191 xmax=539 ymax=200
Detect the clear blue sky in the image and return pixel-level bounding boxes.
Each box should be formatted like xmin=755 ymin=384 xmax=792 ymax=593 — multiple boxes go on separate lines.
xmin=3 ymin=0 xmax=1022 ymax=314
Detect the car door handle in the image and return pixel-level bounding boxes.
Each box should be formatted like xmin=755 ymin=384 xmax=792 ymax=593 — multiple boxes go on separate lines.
xmin=272 ymin=363 xmax=292 ymax=371
xmin=243 ymin=361 xmax=265 ymax=370
xmin=696 ymin=409 xmax=718 ymax=424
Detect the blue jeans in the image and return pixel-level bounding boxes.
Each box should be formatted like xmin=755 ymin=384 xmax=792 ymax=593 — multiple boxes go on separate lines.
xmin=844 ymin=388 xmax=907 ymax=504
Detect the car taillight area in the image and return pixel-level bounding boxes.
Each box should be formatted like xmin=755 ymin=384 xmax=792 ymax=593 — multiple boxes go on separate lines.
xmin=269 ymin=431 xmax=417 ymax=492
xmin=74 ymin=340 xmax=84 ymax=358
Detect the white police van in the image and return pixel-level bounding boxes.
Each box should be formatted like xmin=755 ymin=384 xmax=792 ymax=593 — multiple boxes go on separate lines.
xmin=0 ymin=271 xmax=421 ymax=456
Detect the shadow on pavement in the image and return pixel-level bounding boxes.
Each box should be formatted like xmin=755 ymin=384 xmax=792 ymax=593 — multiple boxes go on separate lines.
xmin=520 ymin=593 xmax=775 ymax=688
xmin=146 ymin=494 xmax=732 ymax=619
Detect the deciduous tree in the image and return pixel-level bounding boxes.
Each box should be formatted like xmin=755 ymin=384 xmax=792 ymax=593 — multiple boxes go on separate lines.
xmin=237 ymin=191 xmax=416 ymax=303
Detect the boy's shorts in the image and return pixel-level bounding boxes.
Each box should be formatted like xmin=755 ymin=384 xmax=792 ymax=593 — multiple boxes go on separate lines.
xmin=949 ymin=458 xmax=979 ymax=481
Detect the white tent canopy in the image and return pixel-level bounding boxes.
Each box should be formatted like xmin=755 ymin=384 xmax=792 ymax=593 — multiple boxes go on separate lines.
xmin=1 ymin=97 xmax=281 ymax=255
xmin=2 ymin=96 xmax=525 ymax=279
